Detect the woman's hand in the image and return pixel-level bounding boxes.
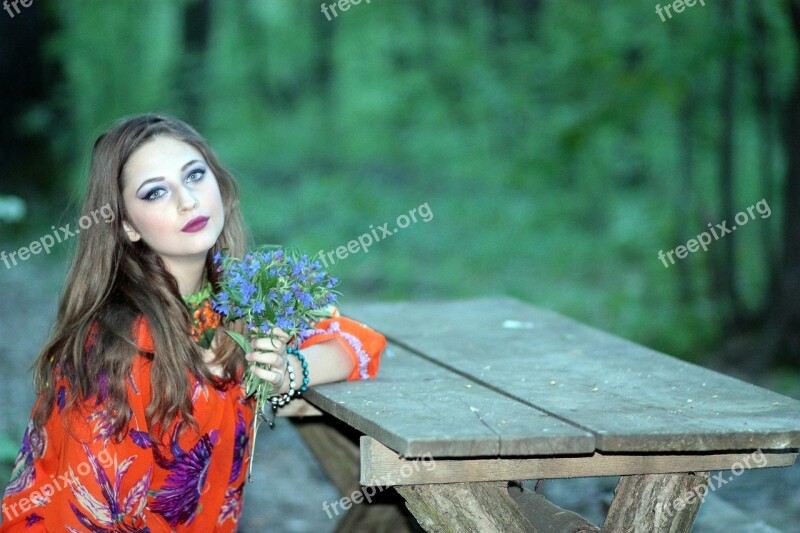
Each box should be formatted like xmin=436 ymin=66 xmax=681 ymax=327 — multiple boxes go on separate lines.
xmin=246 ymin=328 xmax=290 ymax=393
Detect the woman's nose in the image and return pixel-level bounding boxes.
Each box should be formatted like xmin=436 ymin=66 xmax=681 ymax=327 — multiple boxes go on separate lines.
xmin=177 ymin=185 xmax=199 ymax=212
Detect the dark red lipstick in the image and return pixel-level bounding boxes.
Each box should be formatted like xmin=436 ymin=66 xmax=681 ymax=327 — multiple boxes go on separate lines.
xmin=182 ymin=216 xmax=209 ymax=233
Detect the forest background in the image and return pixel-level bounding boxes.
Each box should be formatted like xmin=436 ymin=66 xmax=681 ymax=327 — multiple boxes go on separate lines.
xmin=1 ymin=0 xmax=799 ymax=527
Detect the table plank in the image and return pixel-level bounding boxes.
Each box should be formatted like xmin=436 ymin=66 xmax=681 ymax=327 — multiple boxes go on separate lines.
xmin=304 ymin=343 xmax=594 ymax=457
xmin=360 ymin=437 xmax=798 ymax=486
xmin=345 ymin=298 xmax=800 ymax=453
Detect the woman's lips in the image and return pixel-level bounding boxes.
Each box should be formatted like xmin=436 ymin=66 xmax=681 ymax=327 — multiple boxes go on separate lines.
xmin=182 ymin=216 xmax=210 ymax=233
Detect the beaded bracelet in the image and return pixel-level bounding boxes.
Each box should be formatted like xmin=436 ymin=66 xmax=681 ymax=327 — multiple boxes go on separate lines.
xmin=268 ymin=346 xmax=310 ymax=408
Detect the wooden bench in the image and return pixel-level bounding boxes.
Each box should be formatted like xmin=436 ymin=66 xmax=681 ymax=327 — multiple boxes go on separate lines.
xmin=279 ymin=297 xmax=800 ymax=532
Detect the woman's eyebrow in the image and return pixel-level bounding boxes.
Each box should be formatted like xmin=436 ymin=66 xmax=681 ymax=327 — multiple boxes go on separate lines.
xmin=135 ymin=160 xmax=203 ymax=194
xmin=136 ymin=177 xmax=164 ymax=194
xmin=182 ymin=159 xmax=202 ymax=170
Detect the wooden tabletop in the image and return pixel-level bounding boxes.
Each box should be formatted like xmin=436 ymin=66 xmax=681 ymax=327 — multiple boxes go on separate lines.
xmin=303 ymin=297 xmax=800 ymax=458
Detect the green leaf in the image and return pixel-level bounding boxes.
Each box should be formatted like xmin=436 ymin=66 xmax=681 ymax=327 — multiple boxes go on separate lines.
xmin=225 ymin=330 xmax=252 ymax=354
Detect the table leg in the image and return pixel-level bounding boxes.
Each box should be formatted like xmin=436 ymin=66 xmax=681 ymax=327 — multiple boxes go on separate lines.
xmin=292 ymin=416 xmax=420 ymax=533
xmin=602 ymin=472 xmax=709 ymax=532
xmin=394 ymin=481 xmax=538 ymax=533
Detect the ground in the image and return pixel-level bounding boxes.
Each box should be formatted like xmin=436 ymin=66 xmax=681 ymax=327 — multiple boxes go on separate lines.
xmin=0 ymin=259 xmax=797 ymax=532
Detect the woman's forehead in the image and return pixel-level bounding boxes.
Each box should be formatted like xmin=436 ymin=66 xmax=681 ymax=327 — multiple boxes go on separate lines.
xmin=123 ymin=137 xmax=205 ymax=184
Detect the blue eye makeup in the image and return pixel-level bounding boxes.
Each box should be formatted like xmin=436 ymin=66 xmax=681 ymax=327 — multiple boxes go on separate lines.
xmin=134 ymin=163 xmax=207 ymax=201
xmin=186 ymin=168 xmax=206 ymax=182
xmin=141 ymin=187 xmax=167 ymax=201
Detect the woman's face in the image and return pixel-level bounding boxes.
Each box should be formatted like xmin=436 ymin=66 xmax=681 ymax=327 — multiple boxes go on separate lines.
xmin=121 ymin=135 xmax=224 ymax=269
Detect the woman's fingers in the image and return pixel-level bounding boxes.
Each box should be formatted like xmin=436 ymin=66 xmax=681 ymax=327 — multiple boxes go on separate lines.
xmin=248 ymin=364 xmax=285 ymax=386
xmin=245 ymin=327 xmax=292 ymax=388
xmin=246 ymin=350 xmax=285 ymax=367
xmin=269 ymin=327 xmax=290 ymax=341
xmin=250 ymin=332 xmax=289 ymax=353
xmin=247 ymin=349 xmax=287 ymax=386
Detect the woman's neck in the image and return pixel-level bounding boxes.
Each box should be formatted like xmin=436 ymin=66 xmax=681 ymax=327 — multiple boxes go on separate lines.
xmin=161 ymin=254 xmax=208 ymax=296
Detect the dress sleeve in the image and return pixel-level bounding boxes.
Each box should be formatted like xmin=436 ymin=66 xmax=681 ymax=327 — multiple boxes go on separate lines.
xmin=298 ymin=307 xmax=386 ymax=381
xmin=0 ymin=319 xmax=172 ymax=532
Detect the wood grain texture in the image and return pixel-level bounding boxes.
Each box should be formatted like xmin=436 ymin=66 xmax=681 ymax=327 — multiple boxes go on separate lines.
xmin=360 ymin=436 xmax=797 ymax=486
xmin=345 ymin=298 xmax=800 ymax=453
xmin=603 ymin=472 xmax=709 ymax=533
xmin=395 ymin=481 xmax=538 ymax=533
xmin=508 ymin=485 xmax=600 ymax=532
xmin=303 ymin=343 xmax=593 ymax=457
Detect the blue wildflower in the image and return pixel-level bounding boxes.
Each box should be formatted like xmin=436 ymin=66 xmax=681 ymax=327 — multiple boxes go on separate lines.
xmin=276 ymin=316 xmax=293 ymax=330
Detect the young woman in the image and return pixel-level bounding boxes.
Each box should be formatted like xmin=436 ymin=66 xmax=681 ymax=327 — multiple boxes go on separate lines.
xmin=0 ymin=114 xmax=385 ymax=531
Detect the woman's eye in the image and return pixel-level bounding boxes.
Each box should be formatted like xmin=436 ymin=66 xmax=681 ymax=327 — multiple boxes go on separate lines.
xmin=187 ymin=168 xmax=205 ymax=182
xmin=144 ymin=188 xmax=166 ymax=201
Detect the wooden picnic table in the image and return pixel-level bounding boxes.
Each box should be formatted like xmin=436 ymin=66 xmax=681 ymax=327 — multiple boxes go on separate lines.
xmin=280 ymin=297 xmax=800 ymax=532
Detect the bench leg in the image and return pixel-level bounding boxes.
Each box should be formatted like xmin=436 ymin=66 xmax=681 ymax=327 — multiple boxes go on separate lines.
xmin=292 ymin=416 xmax=419 ymax=533
xmin=602 ymin=472 xmax=709 ymax=533
xmin=395 ymin=481 xmax=538 ymax=533
xmin=508 ymin=484 xmax=600 ymax=532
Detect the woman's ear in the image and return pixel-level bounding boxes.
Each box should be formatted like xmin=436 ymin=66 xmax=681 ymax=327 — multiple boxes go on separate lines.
xmin=122 ymin=221 xmax=141 ymax=242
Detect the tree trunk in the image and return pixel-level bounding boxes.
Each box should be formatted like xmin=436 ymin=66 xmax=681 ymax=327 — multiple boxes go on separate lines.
xmin=749 ymin=1 xmax=778 ymax=291
xmin=181 ymin=0 xmax=211 ymax=127
xmin=765 ymin=0 xmax=800 ymax=366
xmin=716 ymin=0 xmax=742 ymax=325
xmin=676 ymin=91 xmax=697 ymax=303
xmin=0 ymin=2 xmax=58 ymax=197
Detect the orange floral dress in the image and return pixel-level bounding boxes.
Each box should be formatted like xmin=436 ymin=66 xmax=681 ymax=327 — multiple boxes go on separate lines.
xmin=0 ymin=299 xmax=385 ymax=532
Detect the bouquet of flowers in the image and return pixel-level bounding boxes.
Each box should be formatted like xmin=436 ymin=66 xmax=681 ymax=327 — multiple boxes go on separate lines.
xmin=212 ymin=245 xmax=339 ymax=479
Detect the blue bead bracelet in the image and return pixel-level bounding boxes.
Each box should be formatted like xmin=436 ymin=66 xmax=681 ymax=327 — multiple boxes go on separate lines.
xmin=269 ymin=346 xmax=310 ymax=410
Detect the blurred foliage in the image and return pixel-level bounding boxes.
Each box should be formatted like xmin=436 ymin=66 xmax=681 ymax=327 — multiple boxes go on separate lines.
xmin=0 ymin=0 xmax=795 ymax=367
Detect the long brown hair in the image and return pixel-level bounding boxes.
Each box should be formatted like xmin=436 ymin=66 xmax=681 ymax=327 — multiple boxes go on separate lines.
xmin=32 ymin=114 xmax=248 ymax=442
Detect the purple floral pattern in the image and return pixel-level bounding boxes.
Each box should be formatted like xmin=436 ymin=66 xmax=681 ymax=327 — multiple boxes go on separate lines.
xmin=3 ymin=421 xmax=46 ymax=498
xmin=67 ymin=445 xmax=152 ymax=532
xmin=150 ymin=425 xmax=219 ymax=527
xmin=217 ymin=483 xmax=244 ymax=527
xmin=229 ymin=409 xmax=248 ymax=483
